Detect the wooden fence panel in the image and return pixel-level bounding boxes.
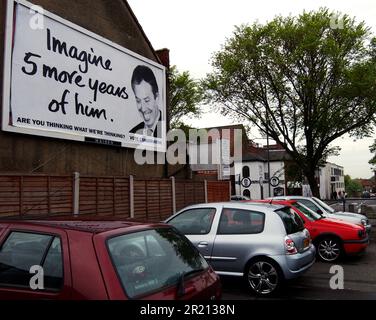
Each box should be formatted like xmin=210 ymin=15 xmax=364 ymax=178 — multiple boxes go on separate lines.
xmin=207 ymin=181 xmax=230 ymax=202
xmin=175 ymin=180 xmax=205 ymax=212
xmin=145 ymin=180 xmax=161 ymax=222
xmin=96 ymin=177 xmax=115 ymax=216
xmin=79 ymin=177 xmax=98 ymax=215
xmin=159 ymin=180 xmax=173 ymax=220
xmin=0 ymin=175 xmax=73 ymax=218
xmin=0 ymin=174 xmax=229 ymax=219
xmin=175 ymin=180 xmax=186 ymax=212
xmin=21 ymin=176 xmax=49 ymax=216
xmin=134 ymin=179 xmax=147 ymax=220
xmin=48 ymin=176 xmax=73 ymax=215
xmin=194 ymin=181 xmax=205 ymax=204
xmin=114 ymin=177 xmax=130 ymax=217
xmin=0 ymin=176 xmax=22 ymax=218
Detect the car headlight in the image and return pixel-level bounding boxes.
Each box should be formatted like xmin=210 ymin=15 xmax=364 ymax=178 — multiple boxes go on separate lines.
xmin=358 ymin=229 xmax=366 ymax=238
xmin=361 ymin=219 xmax=367 ymax=226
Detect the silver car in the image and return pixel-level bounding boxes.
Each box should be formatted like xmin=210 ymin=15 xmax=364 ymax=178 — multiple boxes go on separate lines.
xmin=271 ymin=196 xmax=372 ymax=234
xmin=165 ymin=202 xmax=316 ymax=296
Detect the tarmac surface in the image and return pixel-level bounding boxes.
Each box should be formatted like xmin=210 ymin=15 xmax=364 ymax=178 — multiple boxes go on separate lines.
xmin=221 ymin=224 xmax=376 ymax=300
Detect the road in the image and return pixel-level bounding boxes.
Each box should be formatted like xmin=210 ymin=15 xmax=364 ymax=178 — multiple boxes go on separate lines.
xmin=221 ymin=225 xmax=376 ymax=300
xmin=327 ymin=198 xmax=376 ymax=214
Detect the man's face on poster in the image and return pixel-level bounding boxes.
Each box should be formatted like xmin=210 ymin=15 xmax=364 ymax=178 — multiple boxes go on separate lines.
xmin=133 ymin=80 xmax=160 ymax=128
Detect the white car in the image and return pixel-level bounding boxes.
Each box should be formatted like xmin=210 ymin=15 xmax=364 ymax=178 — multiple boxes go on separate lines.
xmin=231 ymin=195 xmax=251 ymax=201
xmin=270 ymin=196 xmax=372 ymax=234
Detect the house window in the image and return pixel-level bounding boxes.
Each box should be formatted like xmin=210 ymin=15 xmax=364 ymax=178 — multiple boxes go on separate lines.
xmin=242 ymin=166 xmax=250 ymax=178
xmin=243 ymin=189 xmax=251 ymax=198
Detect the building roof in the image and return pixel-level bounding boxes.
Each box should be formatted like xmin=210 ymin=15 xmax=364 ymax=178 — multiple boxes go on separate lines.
xmin=242 ymin=149 xmax=291 ymax=162
xmin=242 ymin=153 xmax=266 ymax=162
xmin=203 ymin=124 xmax=246 ymax=131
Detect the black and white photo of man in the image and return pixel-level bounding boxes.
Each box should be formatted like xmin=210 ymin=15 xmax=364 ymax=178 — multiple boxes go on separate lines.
xmin=129 ymin=65 xmax=162 ymax=138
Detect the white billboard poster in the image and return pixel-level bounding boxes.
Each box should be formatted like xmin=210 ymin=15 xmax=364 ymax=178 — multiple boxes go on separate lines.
xmin=2 ymin=0 xmax=167 ymax=151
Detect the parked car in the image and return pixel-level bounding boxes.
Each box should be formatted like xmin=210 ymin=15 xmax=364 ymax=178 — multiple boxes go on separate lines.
xmin=270 ymin=196 xmax=372 ymax=234
xmin=249 ymin=200 xmax=369 ymax=262
xmin=362 ymin=191 xmax=371 ymax=199
xmin=165 ymin=202 xmax=316 ymax=296
xmin=0 ymin=219 xmax=221 ymax=300
xmin=231 ymin=195 xmax=251 ymax=201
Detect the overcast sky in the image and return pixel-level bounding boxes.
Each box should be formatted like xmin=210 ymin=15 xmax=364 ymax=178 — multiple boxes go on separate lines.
xmin=128 ymin=0 xmax=376 ymax=179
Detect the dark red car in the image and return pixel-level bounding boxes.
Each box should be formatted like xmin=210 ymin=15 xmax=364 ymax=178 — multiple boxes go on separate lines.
xmin=0 ymin=220 xmax=221 ymax=300
xmin=248 ymin=200 xmax=369 ymax=262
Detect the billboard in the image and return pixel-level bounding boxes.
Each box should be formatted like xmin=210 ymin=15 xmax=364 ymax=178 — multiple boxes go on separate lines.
xmin=2 ymin=0 xmax=167 ymax=152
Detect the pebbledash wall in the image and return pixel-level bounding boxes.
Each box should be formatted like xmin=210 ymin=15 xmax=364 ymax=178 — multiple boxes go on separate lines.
xmin=0 ymin=0 xmax=231 ymax=219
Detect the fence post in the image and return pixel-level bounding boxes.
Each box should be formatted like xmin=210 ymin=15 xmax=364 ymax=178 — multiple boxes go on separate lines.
xmin=129 ymin=175 xmax=134 ymax=218
xmin=171 ymin=176 xmax=176 ymax=214
xmin=73 ymin=172 xmax=80 ymax=216
xmin=204 ymin=180 xmax=208 ymax=203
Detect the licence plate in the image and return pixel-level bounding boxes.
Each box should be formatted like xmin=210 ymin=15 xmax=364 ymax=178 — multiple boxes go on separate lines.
xmin=303 ymin=238 xmax=310 ymax=248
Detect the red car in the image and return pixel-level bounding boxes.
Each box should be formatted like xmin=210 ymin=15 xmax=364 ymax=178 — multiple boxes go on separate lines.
xmin=248 ymin=200 xmax=369 ymax=262
xmin=0 ymin=219 xmax=221 ymax=300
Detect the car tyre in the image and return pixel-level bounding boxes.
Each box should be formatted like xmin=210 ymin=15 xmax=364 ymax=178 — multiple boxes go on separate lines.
xmin=245 ymin=258 xmax=283 ymax=296
xmin=316 ymin=236 xmax=343 ymax=262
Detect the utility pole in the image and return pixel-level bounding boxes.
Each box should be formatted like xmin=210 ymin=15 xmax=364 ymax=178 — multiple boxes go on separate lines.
xmin=266 ymin=108 xmax=271 ymax=197
xmin=267 ymin=134 xmax=271 ymax=197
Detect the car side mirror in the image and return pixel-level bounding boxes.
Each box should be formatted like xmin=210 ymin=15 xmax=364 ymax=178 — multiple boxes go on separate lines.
xmin=317 ymin=209 xmax=323 ymax=215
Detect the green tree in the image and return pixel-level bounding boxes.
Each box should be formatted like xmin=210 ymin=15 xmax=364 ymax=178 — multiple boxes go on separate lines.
xmin=203 ymin=8 xmax=376 ymax=197
xmin=369 ymin=140 xmax=376 ymax=171
xmin=168 ymin=65 xmax=203 ymax=128
xmin=344 ymin=175 xmax=362 ymax=197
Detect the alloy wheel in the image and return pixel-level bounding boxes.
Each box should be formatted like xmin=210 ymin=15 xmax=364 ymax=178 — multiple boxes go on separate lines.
xmin=247 ymin=261 xmax=279 ymax=295
xmin=318 ymin=238 xmax=341 ymax=262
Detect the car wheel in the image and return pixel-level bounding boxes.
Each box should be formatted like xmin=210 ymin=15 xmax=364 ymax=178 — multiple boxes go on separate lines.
xmin=245 ymin=258 xmax=282 ymax=296
xmin=317 ymin=237 xmax=342 ymax=262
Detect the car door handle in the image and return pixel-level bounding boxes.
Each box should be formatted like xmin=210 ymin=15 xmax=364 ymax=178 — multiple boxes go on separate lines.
xmin=198 ymin=241 xmax=208 ymax=248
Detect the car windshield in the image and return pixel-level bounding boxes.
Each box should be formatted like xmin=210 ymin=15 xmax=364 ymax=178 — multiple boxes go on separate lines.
xmin=312 ymin=197 xmax=335 ymax=213
xmin=293 ymin=202 xmax=322 ymax=221
xmin=107 ymin=227 xmax=209 ymax=299
xmin=275 ymin=207 xmax=305 ymax=234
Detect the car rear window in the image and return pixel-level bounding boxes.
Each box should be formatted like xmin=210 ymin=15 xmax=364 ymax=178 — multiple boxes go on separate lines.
xmin=107 ymin=227 xmax=209 ymax=299
xmin=218 ymin=208 xmax=265 ymax=234
xmin=275 ymin=207 xmax=305 ymax=234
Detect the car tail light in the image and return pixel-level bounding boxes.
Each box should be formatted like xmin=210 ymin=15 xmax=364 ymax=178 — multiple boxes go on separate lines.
xmin=285 ymin=236 xmax=298 ymax=255
xmin=304 ymin=229 xmax=312 ymax=246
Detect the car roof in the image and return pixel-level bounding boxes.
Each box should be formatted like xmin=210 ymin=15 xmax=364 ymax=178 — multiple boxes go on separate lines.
xmin=271 ymin=196 xmax=311 ymax=200
xmin=0 ymin=218 xmax=167 ymax=234
xmin=178 ymin=202 xmax=285 ymax=212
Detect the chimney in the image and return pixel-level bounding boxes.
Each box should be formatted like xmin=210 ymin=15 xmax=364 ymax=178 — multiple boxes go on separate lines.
xmin=156 ymin=48 xmax=170 ymax=69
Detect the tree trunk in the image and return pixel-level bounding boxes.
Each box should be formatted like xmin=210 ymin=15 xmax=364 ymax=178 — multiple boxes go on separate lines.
xmin=305 ymin=170 xmax=320 ymax=198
